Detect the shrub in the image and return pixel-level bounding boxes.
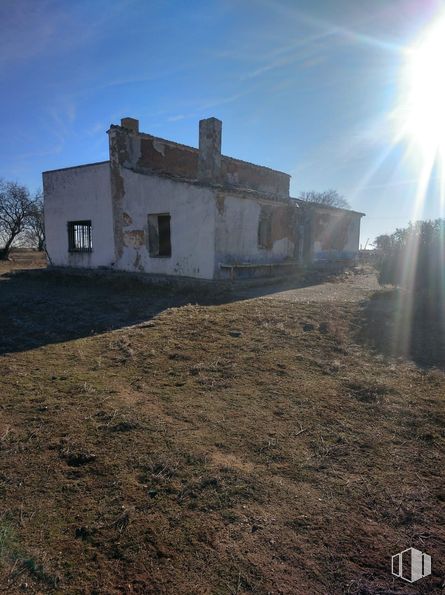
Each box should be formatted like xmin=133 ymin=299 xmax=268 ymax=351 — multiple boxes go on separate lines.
xmin=374 ymin=219 xmax=445 ymax=300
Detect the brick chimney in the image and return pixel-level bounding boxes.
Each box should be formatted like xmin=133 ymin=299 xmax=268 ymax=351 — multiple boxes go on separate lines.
xmin=120 ymin=117 xmax=139 ymax=133
xmin=198 ymin=117 xmax=222 ymax=184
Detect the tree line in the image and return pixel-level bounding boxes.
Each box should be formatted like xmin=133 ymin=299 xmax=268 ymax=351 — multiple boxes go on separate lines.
xmin=0 ymin=179 xmax=44 ymax=260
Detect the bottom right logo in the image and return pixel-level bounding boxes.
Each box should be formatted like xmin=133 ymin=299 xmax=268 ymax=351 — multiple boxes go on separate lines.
xmin=391 ymin=547 xmax=431 ymax=583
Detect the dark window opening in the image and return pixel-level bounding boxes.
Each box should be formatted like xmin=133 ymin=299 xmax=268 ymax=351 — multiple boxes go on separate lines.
xmin=258 ymin=208 xmax=272 ymax=249
xmin=68 ymin=220 xmax=92 ymax=252
xmin=148 ymin=214 xmax=171 ymax=257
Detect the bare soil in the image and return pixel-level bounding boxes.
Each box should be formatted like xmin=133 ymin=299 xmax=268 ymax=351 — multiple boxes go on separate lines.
xmin=0 ymin=255 xmax=444 ymax=594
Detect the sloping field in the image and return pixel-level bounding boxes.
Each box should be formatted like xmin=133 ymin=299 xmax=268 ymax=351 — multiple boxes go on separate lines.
xmin=0 ymin=263 xmax=443 ymax=593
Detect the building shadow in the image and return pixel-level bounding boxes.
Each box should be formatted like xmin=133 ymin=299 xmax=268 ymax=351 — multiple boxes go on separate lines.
xmin=0 ymin=269 xmax=225 ymax=356
xmin=0 ymin=266 xmax=338 ymax=356
xmin=356 ymin=289 xmax=445 ymax=370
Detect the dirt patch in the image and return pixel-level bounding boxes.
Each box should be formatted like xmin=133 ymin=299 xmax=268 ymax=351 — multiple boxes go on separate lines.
xmin=344 ymin=379 xmax=395 ymax=403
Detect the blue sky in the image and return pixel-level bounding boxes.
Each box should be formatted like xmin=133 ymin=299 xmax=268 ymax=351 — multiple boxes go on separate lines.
xmin=1 ymin=0 xmax=444 ymax=245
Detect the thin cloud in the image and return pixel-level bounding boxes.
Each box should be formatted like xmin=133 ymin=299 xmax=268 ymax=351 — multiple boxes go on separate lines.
xmin=0 ymin=0 xmax=136 ymax=71
xmin=239 ymin=33 xmax=334 ymax=81
xmin=16 ymin=143 xmax=65 ymax=161
xmin=167 ymin=115 xmax=187 ymax=122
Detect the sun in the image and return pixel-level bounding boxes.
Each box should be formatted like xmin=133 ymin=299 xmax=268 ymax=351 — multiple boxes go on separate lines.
xmin=403 ymin=18 xmax=445 ymax=156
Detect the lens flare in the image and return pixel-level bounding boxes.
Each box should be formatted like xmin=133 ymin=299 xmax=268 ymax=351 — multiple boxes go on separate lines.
xmin=403 ymin=18 xmax=445 ymax=159
xmin=387 ymin=17 xmax=445 ymax=359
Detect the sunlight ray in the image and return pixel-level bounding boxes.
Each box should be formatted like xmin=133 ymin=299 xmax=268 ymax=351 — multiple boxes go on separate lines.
xmin=391 ymin=145 xmax=437 ymax=356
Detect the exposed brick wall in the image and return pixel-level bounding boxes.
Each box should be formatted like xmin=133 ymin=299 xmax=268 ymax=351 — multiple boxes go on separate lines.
xmin=137 ymin=137 xmax=199 ymax=179
xmin=222 ymin=157 xmax=289 ymax=198
xmin=109 ymin=123 xmax=290 ymax=198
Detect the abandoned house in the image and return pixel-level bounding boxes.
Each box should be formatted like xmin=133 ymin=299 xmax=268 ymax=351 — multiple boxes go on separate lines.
xmin=43 ymin=117 xmax=364 ymax=280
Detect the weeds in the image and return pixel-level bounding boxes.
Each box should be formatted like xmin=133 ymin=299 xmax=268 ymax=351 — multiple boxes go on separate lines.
xmin=0 ymin=521 xmax=18 ymax=565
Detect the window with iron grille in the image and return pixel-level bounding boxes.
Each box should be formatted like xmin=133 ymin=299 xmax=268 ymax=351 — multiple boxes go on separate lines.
xmin=67 ymin=220 xmax=92 ymax=252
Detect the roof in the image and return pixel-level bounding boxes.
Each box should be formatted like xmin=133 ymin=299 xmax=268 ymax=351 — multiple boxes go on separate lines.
xmin=108 ymin=125 xmax=290 ymax=178
xmin=291 ymin=197 xmax=365 ymax=217
xmin=42 ymin=161 xmax=109 ymax=175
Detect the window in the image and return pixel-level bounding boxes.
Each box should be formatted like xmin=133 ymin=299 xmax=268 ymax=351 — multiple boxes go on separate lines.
xmin=68 ymin=220 xmax=92 ymax=252
xmin=258 ymin=208 xmax=272 ymax=249
xmin=148 ymin=214 xmax=171 ymax=257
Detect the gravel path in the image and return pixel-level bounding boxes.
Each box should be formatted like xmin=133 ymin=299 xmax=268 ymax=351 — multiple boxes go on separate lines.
xmin=234 ymin=271 xmax=381 ymax=304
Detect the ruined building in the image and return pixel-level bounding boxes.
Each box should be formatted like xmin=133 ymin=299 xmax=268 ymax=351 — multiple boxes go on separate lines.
xmin=43 ymin=117 xmax=364 ymax=279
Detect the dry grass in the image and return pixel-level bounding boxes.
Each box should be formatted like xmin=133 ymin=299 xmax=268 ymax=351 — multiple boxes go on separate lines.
xmin=0 ymin=249 xmax=47 ymax=273
xmin=0 ymin=262 xmax=444 ymax=593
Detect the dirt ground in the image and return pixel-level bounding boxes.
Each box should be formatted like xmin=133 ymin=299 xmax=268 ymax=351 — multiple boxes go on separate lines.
xmin=0 ymin=250 xmax=47 ymax=274
xmin=0 ymin=253 xmax=444 ymax=594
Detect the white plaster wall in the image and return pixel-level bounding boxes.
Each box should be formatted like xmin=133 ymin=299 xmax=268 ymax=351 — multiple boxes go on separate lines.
xmin=43 ymin=163 xmax=115 ymax=268
xmin=116 ymin=170 xmax=216 ymax=279
xmin=348 ymin=216 xmax=361 ymax=252
xmin=214 ymin=194 xmax=294 ymax=266
xmin=313 ymin=213 xmax=362 ymax=259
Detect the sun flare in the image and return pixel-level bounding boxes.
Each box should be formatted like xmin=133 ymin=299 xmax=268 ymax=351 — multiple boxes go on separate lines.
xmin=404 ymin=18 xmax=445 ymax=156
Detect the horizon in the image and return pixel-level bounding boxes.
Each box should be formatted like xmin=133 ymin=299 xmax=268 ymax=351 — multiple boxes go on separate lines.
xmin=1 ymin=0 xmax=445 ymax=245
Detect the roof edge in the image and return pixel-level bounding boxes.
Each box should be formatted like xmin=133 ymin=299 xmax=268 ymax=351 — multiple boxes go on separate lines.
xmin=42 ymin=160 xmax=109 ymax=175
xmin=291 ymin=197 xmax=365 ymax=217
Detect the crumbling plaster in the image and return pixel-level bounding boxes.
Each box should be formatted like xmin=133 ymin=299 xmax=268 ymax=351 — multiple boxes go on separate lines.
xmin=311 ymin=208 xmax=361 ymax=260
xmin=215 ymin=195 xmax=299 ymax=268
xmin=115 ymin=168 xmax=216 ymax=279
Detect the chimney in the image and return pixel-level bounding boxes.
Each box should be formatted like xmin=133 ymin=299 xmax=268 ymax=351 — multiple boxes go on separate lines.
xmin=198 ymin=117 xmax=222 ymax=183
xmin=120 ymin=117 xmax=139 ymax=133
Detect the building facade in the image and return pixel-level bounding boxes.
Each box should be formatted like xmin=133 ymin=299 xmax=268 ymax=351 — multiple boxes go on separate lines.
xmin=43 ymin=117 xmax=364 ymax=280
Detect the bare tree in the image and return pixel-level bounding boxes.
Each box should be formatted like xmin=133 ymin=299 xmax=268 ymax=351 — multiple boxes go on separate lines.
xmin=26 ymin=190 xmax=45 ymax=251
xmin=298 ymin=189 xmax=350 ymax=209
xmin=0 ymin=179 xmax=34 ymax=259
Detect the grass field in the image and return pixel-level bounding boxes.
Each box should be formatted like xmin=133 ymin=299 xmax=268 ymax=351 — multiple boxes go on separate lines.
xmin=0 ymin=254 xmax=443 ymax=593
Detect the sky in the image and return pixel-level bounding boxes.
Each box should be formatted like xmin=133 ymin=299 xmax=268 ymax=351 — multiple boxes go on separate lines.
xmin=1 ymin=0 xmax=444 ymax=246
